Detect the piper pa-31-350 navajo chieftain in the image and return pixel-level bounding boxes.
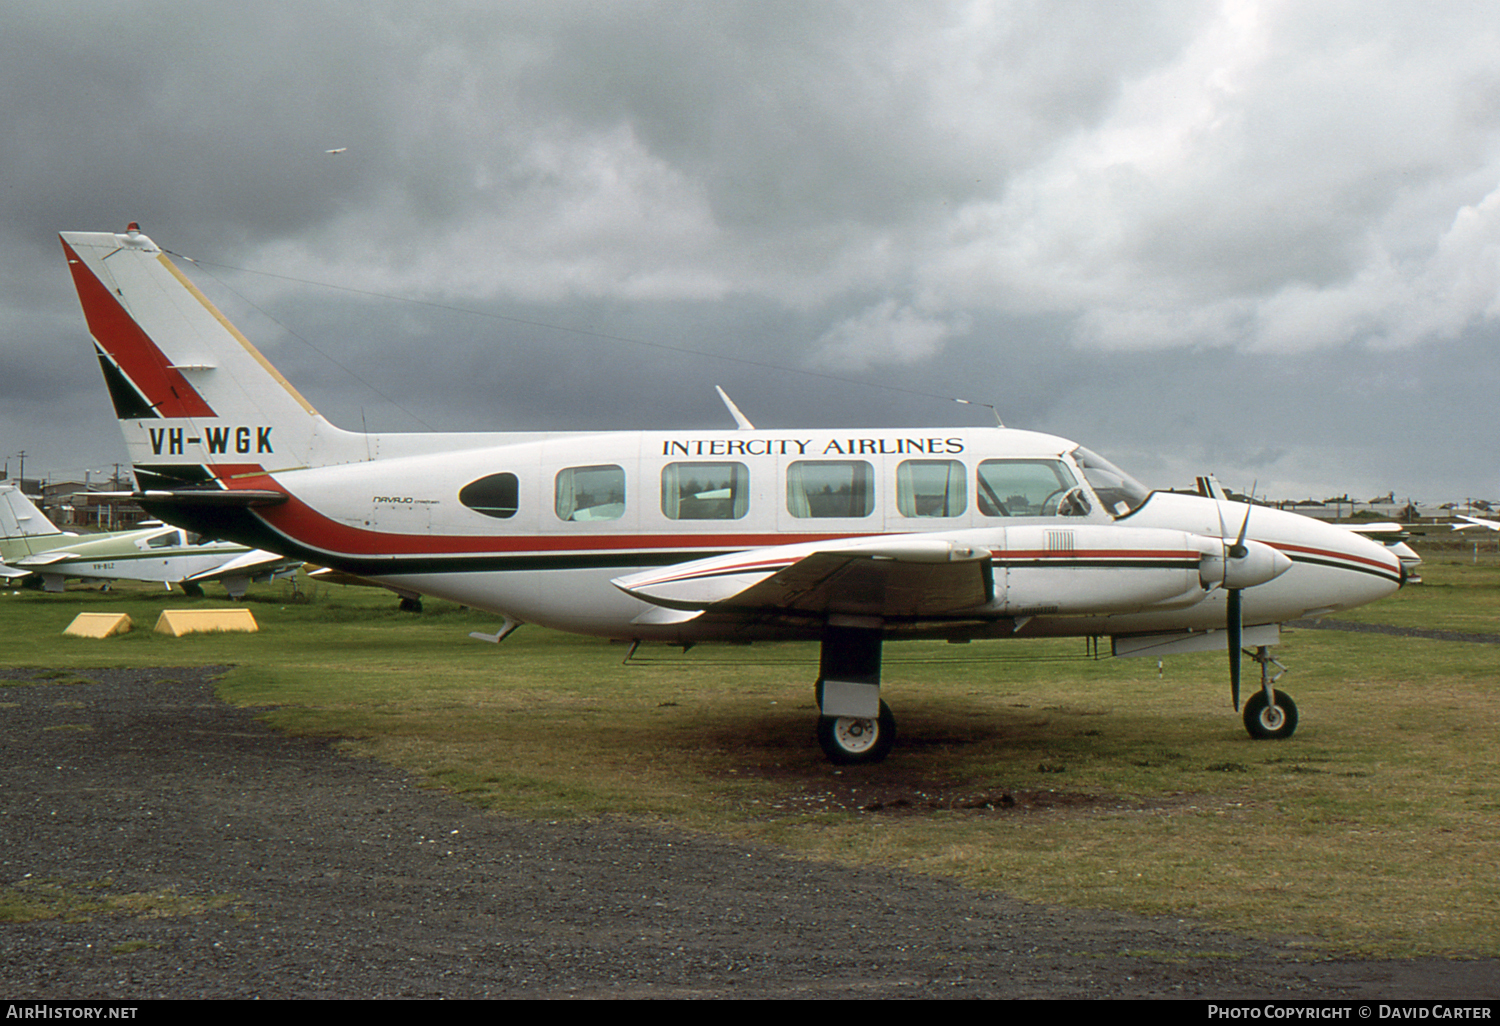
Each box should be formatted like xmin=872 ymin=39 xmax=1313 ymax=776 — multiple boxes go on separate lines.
xmin=60 ymin=224 xmax=1412 ymax=764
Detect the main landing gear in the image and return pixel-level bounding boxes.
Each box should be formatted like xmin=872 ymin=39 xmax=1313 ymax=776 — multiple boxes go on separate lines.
xmin=1241 ymin=645 xmax=1298 ymax=740
xmin=817 ymin=698 xmax=897 ymax=765
xmin=814 ymin=620 xmax=896 ymax=765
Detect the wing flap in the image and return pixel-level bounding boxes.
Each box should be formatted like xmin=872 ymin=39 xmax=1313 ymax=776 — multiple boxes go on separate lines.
xmin=722 ymin=551 xmax=991 ymax=618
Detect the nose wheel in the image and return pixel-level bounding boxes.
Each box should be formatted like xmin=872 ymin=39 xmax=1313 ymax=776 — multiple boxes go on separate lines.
xmin=1243 ymin=687 xmax=1298 ymax=739
xmin=1241 ymin=646 xmax=1298 ymax=740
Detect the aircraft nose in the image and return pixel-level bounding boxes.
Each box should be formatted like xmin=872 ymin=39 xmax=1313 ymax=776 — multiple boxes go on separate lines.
xmin=1303 ymin=518 xmax=1406 ymax=610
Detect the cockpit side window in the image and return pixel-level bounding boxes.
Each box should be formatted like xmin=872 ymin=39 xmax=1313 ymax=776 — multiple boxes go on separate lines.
xmin=1072 ymin=447 xmax=1150 ymax=518
xmin=976 ymin=459 xmax=1088 ymax=517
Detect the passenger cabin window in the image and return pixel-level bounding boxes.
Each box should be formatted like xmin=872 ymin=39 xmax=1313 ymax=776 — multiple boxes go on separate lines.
xmin=556 ymin=464 xmax=625 ymax=522
xmin=896 ymin=459 xmax=966 ymax=518
xmin=976 ymin=459 xmax=1089 ymax=517
xmin=146 ymin=530 xmax=182 ymax=549
xmin=786 ymin=460 xmax=874 ymax=519
xmin=459 ymin=473 xmax=519 ymax=519
xmin=662 ymin=462 xmax=749 ymax=520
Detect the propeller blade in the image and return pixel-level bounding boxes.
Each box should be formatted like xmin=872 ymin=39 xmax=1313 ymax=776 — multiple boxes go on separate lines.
xmin=1229 ymin=509 xmax=1251 ymax=559
xmin=1227 ymin=586 xmax=1242 ymax=710
xmin=1221 ymin=486 xmax=1254 ymax=711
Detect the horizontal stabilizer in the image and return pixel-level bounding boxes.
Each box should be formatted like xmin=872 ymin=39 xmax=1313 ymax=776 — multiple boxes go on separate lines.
xmin=122 ymin=489 xmax=288 ymax=508
xmin=14 ymin=551 xmax=80 ymax=567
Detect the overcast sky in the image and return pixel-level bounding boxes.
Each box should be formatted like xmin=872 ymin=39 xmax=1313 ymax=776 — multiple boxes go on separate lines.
xmin=3 ymin=1 xmax=1497 ymax=503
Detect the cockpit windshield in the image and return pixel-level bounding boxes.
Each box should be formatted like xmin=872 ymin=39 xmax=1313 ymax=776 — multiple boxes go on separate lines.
xmin=1071 ymin=446 xmax=1150 ymax=518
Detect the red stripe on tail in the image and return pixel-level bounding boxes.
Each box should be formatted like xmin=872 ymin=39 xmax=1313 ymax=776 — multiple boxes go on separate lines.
xmin=61 ymin=238 xmax=216 ymax=419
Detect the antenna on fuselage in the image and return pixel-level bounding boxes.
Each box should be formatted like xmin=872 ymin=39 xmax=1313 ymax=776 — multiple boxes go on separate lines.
xmin=714 ymin=386 xmax=756 ymax=431
xmin=955 ymin=398 xmax=1003 ymax=427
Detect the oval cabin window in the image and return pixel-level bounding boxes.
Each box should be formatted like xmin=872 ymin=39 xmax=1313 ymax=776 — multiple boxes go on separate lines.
xmin=459 ymin=473 xmax=519 ymax=519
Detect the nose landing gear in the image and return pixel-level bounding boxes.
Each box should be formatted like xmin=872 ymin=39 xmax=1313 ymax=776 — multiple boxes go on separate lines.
xmin=1242 ymin=646 xmax=1297 ymax=740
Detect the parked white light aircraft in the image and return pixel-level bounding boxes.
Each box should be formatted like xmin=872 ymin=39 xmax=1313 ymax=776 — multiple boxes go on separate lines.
xmin=59 ymin=225 xmax=1413 ymax=763
xmin=0 ymin=483 xmax=296 ymax=597
xmin=1453 ymin=514 xmax=1500 ymax=531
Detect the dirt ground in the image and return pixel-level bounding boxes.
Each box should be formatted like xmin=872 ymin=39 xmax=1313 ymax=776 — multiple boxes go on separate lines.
xmin=2 ymin=666 xmax=1496 ymax=1000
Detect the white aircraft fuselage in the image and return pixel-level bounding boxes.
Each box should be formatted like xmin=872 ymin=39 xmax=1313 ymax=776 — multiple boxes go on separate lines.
xmin=230 ymin=427 xmax=1398 ymax=644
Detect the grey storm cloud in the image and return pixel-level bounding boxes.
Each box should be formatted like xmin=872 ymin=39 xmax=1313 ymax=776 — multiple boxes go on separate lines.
xmin=2 ymin=0 xmax=1497 ymax=502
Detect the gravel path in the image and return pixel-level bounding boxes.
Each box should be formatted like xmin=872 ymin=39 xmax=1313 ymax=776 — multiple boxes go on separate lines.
xmin=2 ymin=667 xmax=1496 ymax=1000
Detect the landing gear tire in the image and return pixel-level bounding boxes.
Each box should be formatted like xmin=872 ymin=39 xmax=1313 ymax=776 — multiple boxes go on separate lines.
xmin=1243 ymin=688 xmax=1298 ymax=740
xmin=816 ymin=700 xmax=896 ymax=765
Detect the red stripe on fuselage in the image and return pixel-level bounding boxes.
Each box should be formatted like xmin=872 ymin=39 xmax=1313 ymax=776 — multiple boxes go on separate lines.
xmin=1269 ymin=541 xmax=1399 ymax=575
xmin=61 ymin=239 xmax=216 ymax=419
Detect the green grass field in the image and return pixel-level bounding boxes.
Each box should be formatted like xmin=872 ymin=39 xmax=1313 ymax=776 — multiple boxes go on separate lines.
xmin=3 ymin=544 xmax=1496 ymax=957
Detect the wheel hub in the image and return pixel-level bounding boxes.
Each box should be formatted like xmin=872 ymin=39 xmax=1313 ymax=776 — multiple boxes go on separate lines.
xmin=835 ymin=717 xmax=877 ymax=753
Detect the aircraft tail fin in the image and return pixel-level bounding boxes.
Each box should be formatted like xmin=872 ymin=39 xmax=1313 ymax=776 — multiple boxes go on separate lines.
xmin=0 ymin=484 xmax=66 ymax=545
xmin=59 ymin=225 xmax=366 ymax=492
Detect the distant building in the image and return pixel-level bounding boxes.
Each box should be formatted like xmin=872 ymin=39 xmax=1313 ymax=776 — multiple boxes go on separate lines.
xmin=38 ymin=479 xmax=149 ymax=531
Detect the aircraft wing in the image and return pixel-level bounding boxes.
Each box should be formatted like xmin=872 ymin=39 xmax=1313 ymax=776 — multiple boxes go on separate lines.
xmin=1454 ymin=514 xmax=1500 ymax=531
xmin=615 ymin=535 xmax=994 ymax=622
xmin=0 ymin=563 xmax=34 ymax=580
xmin=183 ymin=548 xmax=298 ymax=583
xmin=614 ymin=525 xmax=1293 ymax=627
xmin=1341 ymin=522 xmax=1411 ymax=544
